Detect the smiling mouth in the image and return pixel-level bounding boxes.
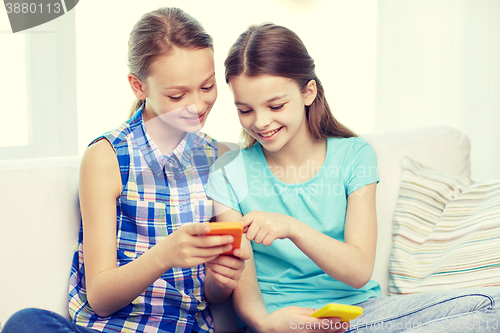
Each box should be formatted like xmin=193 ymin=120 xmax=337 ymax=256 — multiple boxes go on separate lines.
xmin=183 ymin=111 xmax=206 ymax=120
xmin=258 ymin=127 xmax=283 ymax=138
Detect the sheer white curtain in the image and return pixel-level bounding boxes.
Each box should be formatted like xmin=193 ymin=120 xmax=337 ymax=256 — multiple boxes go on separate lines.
xmin=375 ymin=0 xmax=500 ymax=181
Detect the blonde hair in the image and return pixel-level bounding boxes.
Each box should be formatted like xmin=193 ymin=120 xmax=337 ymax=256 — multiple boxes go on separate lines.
xmin=127 ymin=7 xmax=213 ymax=117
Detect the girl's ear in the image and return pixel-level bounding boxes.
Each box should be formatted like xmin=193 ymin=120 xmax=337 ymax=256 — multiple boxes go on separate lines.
xmin=303 ymin=79 xmax=317 ymax=106
xmin=128 ymin=74 xmax=147 ymax=100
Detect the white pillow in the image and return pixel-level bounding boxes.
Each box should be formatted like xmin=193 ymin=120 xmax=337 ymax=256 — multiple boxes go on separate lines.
xmin=389 ymin=156 xmax=500 ymax=295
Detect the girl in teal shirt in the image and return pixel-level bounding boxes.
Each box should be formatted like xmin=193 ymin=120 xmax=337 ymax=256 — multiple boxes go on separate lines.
xmin=207 ymin=23 xmax=500 ymax=333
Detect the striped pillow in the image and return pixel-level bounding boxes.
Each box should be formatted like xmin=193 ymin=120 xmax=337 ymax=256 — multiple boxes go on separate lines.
xmin=389 ymin=156 xmax=500 ymax=295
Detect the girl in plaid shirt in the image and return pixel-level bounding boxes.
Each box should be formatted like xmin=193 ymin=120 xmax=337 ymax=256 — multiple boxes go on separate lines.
xmin=3 ymin=7 xmax=249 ymax=333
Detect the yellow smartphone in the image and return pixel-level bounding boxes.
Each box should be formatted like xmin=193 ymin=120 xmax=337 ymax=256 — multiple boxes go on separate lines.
xmin=310 ymin=303 xmax=363 ymax=322
xmin=205 ymin=222 xmax=243 ymax=255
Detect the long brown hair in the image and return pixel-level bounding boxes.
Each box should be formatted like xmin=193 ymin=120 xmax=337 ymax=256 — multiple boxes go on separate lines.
xmin=224 ymin=23 xmax=356 ymax=148
xmin=127 ymin=7 xmax=213 ymax=117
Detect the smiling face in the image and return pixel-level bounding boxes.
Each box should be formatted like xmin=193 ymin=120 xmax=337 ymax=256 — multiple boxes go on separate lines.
xmin=228 ymin=74 xmax=317 ymax=153
xmin=132 ymin=47 xmax=217 ymax=136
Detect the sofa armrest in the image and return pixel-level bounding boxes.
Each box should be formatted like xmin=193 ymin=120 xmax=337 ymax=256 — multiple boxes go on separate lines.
xmin=0 ymin=156 xmax=81 ymax=324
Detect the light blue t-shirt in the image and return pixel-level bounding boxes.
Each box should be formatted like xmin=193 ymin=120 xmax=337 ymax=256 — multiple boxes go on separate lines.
xmin=206 ymin=137 xmax=381 ymax=315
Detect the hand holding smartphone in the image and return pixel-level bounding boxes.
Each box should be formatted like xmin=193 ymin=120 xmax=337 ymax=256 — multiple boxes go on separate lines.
xmin=205 ymin=222 xmax=243 ymax=255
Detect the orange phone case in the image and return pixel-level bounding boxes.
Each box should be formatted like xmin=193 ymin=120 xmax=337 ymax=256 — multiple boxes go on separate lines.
xmin=310 ymin=303 xmax=363 ymax=322
xmin=205 ymin=222 xmax=243 ymax=255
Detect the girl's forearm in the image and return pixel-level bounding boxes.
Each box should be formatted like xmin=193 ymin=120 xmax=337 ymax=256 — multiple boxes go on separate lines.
xmin=289 ymin=221 xmax=374 ymax=289
xmin=87 ymin=243 xmax=171 ymax=317
xmin=213 ymin=204 xmax=269 ymax=330
xmin=203 ymin=268 xmax=233 ymax=304
xmin=231 ymin=240 xmax=268 ymax=332
xmin=287 ymin=185 xmax=377 ymax=289
xmin=232 ymin=267 xmax=269 ymax=332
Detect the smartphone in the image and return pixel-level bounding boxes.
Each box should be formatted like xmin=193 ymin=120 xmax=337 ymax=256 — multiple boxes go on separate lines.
xmin=205 ymin=222 xmax=243 ymax=255
xmin=310 ymin=303 xmax=363 ymax=322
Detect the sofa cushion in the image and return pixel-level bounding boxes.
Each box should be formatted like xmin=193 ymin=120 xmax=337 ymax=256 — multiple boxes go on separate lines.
xmin=389 ymin=156 xmax=500 ymax=295
xmin=362 ymin=126 xmax=471 ymax=296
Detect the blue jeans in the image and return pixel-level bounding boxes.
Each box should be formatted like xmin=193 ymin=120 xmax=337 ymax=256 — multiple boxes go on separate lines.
xmin=241 ymin=287 xmax=500 ymax=332
xmin=349 ymin=287 xmax=499 ymax=332
xmin=2 ymin=308 xmax=98 ymax=333
xmin=2 ymin=308 xmax=201 ymax=333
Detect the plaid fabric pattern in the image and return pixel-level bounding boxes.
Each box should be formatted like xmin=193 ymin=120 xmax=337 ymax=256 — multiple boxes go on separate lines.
xmin=69 ymin=105 xmax=217 ymax=333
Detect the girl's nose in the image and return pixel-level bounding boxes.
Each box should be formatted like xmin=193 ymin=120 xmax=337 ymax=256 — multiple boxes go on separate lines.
xmin=190 ymin=94 xmax=208 ymax=116
xmin=185 ymin=104 xmax=198 ymax=114
xmin=183 ymin=100 xmax=203 ymax=117
xmin=254 ymin=111 xmax=271 ymax=130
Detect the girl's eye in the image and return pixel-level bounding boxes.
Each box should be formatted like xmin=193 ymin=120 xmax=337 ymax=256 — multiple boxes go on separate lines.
xmin=270 ymin=104 xmax=285 ymax=111
xmin=168 ymin=94 xmax=184 ymax=101
xmin=202 ymin=84 xmax=215 ymax=91
xmin=238 ymin=109 xmax=252 ymax=115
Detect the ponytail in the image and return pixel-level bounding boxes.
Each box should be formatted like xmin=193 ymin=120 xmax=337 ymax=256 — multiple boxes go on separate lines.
xmin=129 ymin=98 xmax=144 ymax=119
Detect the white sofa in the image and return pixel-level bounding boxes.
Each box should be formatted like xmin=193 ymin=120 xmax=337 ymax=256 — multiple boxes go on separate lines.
xmin=0 ymin=126 xmax=471 ymax=332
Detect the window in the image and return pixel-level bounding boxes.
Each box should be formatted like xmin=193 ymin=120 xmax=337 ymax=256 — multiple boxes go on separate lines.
xmin=0 ymin=10 xmax=28 ymax=149
xmin=0 ymin=7 xmax=77 ymax=160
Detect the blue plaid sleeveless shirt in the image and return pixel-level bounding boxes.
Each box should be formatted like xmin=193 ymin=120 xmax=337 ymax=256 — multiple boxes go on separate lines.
xmin=69 ymin=105 xmax=217 ymax=333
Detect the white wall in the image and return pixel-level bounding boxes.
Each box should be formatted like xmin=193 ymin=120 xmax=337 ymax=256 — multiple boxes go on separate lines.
xmin=375 ymin=0 xmax=500 ymax=181
xmin=0 ymin=0 xmax=378 ymax=158
xmin=4 ymin=1 xmax=498 ymax=181
xmin=75 ymin=0 xmax=378 ymax=152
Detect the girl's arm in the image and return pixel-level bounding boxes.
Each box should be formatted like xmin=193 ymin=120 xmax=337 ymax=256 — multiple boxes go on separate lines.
xmin=232 ymin=238 xmax=271 ymax=331
xmin=203 ymin=142 xmax=251 ymax=304
xmin=80 ymin=140 xmax=232 ymax=317
xmin=211 ymin=202 xmax=268 ymax=326
xmin=293 ymin=183 xmax=377 ymax=288
xmin=242 ymin=183 xmax=377 ymax=289
xmin=215 ymin=202 xmax=343 ymax=333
